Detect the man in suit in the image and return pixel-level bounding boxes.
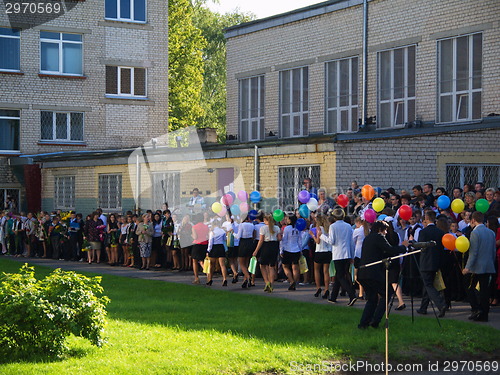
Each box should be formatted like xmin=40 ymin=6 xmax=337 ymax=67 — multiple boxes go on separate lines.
xmin=417 ymin=210 xmax=447 ymax=317
xmin=463 ymin=211 xmax=496 ymax=322
xmin=357 ymin=221 xmax=408 ymax=329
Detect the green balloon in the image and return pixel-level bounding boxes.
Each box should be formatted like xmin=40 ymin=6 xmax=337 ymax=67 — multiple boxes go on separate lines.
xmin=475 ymin=198 xmax=489 ymax=213
xmin=273 ymin=209 xmax=284 ymax=222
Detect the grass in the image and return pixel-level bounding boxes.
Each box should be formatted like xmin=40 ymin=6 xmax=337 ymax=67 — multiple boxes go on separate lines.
xmin=0 ymin=257 xmax=499 ymax=374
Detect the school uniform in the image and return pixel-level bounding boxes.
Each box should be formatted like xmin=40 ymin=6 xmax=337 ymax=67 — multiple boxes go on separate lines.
xmin=258 ymin=225 xmax=281 ymax=267
xmin=280 ymin=225 xmax=302 ymax=265
xmin=235 ymin=222 xmax=255 ymax=257
xmin=207 ymin=227 xmax=227 ymax=258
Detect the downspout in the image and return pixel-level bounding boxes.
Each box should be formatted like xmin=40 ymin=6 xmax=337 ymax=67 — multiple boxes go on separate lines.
xmin=361 ymin=0 xmax=368 ymax=127
xmin=135 ymin=154 xmax=140 ymax=214
xmin=254 ymin=145 xmax=259 ymax=209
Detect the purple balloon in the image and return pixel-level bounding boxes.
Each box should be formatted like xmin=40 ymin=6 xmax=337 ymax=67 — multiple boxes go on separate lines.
xmin=311 ymin=227 xmax=317 ymax=236
xmin=227 ymin=191 xmax=236 ymax=202
xmin=298 ymin=190 xmax=311 ymax=204
xmin=237 ymin=190 xmax=248 ymax=202
xmin=364 ymin=208 xmax=377 ymax=223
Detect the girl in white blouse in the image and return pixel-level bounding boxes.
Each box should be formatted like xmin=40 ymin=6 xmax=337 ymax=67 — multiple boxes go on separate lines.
xmin=310 ymin=214 xmax=333 ymax=298
xmin=280 ymin=214 xmax=302 ymax=291
xmin=207 ymin=218 xmax=228 ymax=286
xmin=253 ymin=214 xmax=281 ymax=292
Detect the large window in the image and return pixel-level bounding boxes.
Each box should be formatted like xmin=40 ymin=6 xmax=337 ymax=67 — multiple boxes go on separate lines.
xmin=41 ymin=111 xmax=84 ymax=142
xmin=54 ymin=176 xmax=75 ymax=210
xmin=446 ymin=165 xmax=500 ymax=193
xmin=0 ymin=109 xmax=20 ymax=152
xmin=239 ymin=75 xmax=265 ymax=142
xmin=99 ymin=174 xmax=122 ymax=211
xmin=40 ymin=31 xmax=83 ymax=75
xmin=0 ymin=188 xmax=20 ymax=211
xmin=152 ymin=172 xmax=180 ymax=211
xmin=278 ymin=165 xmax=320 ymax=211
xmin=378 ymin=45 xmax=415 ymax=128
xmin=105 ymin=0 xmax=146 ymax=23
xmin=280 ymin=67 xmax=308 ymax=138
xmin=438 ymin=33 xmax=482 ymax=123
xmin=106 ymin=66 xmax=146 ymax=97
xmin=325 ymin=57 xmax=358 ymax=133
xmin=0 ymin=27 xmax=20 ymax=71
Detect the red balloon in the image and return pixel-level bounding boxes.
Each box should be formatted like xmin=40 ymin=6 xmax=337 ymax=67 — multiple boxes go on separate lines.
xmin=399 ymin=205 xmax=412 ymax=221
xmin=337 ymin=194 xmax=349 ymax=208
xmin=442 ymin=233 xmax=456 ymax=250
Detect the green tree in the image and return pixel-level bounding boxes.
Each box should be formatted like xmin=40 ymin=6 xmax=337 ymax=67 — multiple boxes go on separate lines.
xmin=192 ymin=3 xmax=254 ymax=141
xmin=168 ymin=0 xmax=206 ymax=131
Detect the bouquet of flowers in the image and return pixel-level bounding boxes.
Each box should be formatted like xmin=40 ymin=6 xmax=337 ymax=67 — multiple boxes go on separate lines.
xmin=97 ymin=225 xmax=106 ymax=242
xmin=81 ymin=238 xmax=92 ymax=252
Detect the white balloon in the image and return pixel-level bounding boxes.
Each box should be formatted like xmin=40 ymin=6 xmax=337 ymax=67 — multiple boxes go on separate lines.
xmin=306 ymin=198 xmax=318 ymax=211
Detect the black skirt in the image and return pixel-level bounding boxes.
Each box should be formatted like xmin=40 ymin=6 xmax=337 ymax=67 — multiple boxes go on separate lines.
xmin=281 ymin=250 xmax=301 ymax=265
xmin=238 ymin=238 xmax=255 ymax=257
xmin=191 ymin=243 xmax=208 ymax=261
xmin=259 ymin=241 xmax=279 ymax=266
xmin=314 ymin=251 xmax=332 ymax=265
xmin=208 ymin=244 xmax=226 ymax=258
xmin=227 ymin=245 xmax=239 ymax=258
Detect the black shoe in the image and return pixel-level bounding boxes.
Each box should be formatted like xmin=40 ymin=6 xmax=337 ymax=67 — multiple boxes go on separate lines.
xmin=206 ymin=280 xmax=213 ymax=286
xmin=369 ymin=322 xmax=380 ymax=329
xmin=395 ymin=304 xmax=406 ymax=311
xmin=468 ymin=311 xmax=480 ymax=320
xmin=288 ymin=282 xmax=296 ymax=291
xmin=416 ymin=309 xmax=427 ymax=315
xmin=347 ymin=297 xmax=358 ymax=307
xmin=241 ymin=280 xmax=248 ymax=289
xmin=231 ymin=277 xmax=238 ymax=284
xmin=438 ymin=307 xmax=446 ymax=318
xmin=314 ymin=288 xmax=322 ymax=297
xmin=358 ymin=324 xmax=369 ymax=330
xmin=328 ymin=297 xmax=337 ymax=304
xmin=473 ymin=314 xmax=488 ymax=322
xmin=322 ymin=290 xmax=330 ymax=299
xmin=222 ymin=280 xmax=228 ymax=287
xmin=249 ymin=283 xmax=256 ymax=288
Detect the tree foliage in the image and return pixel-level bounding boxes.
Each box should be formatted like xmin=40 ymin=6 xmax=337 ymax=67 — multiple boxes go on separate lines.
xmin=0 ymin=264 xmax=109 ymax=360
xmin=168 ymin=0 xmax=206 ymax=131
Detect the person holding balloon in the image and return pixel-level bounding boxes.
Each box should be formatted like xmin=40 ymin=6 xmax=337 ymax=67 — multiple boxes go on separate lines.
xmin=310 ymin=215 xmax=333 ymax=298
xmin=279 ymin=214 xmax=303 ymax=291
xmin=253 ymin=214 xmax=282 ymax=293
xmin=234 ymin=215 xmax=255 ymax=289
xmin=206 ymin=218 xmax=228 ymax=287
xmin=223 ymin=213 xmax=239 ymax=284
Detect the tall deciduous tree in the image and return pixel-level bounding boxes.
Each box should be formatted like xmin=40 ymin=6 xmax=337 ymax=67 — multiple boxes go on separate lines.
xmin=168 ymin=0 xmax=206 ymax=131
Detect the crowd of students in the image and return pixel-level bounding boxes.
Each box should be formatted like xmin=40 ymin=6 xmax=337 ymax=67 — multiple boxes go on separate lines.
xmin=1 ymin=182 xmax=499 ymax=322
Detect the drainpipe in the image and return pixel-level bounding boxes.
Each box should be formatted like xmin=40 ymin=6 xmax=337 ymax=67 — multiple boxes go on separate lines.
xmin=254 ymin=145 xmax=259 ymax=209
xmin=361 ymin=0 xmax=368 ymax=127
xmin=135 ymin=154 xmax=140 ymax=214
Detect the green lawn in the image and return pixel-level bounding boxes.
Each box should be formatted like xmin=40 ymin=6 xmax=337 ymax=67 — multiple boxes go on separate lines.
xmin=0 ymin=257 xmax=498 ymax=374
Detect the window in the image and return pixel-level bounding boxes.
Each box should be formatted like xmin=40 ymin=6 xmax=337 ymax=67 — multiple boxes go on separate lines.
xmin=40 ymin=31 xmax=83 ymax=75
xmin=278 ymin=165 xmax=320 ymax=211
xmin=378 ymin=45 xmax=415 ymax=128
xmin=0 ymin=188 xmax=20 ymax=211
xmin=438 ymin=33 xmax=482 ymax=123
xmin=239 ymin=76 xmax=265 ymax=142
xmin=106 ymin=66 xmax=146 ymax=97
xmin=54 ymin=176 xmax=75 ymax=210
xmin=325 ymin=57 xmax=358 ymax=133
xmin=105 ymin=0 xmax=146 ymax=23
xmin=99 ymin=174 xmax=122 ymax=210
xmin=152 ymin=172 xmax=180 ymax=210
xmin=41 ymin=111 xmax=84 ymax=142
xmin=0 ymin=109 xmax=20 ymax=152
xmin=446 ymin=165 xmax=500 ymax=193
xmin=0 ymin=28 xmax=20 ymax=71
xmin=280 ymin=67 xmax=308 ymax=138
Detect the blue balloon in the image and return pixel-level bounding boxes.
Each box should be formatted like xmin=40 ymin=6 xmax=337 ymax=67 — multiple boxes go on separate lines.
xmin=250 ymin=191 xmax=261 ymax=203
xmin=248 ymin=209 xmax=258 ymax=220
xmin=437 ymin=195 xmax=451 ymax=209
xmin=296 ymin=218 xmax=307 ymax=231
xmin=227 ymin=191 xmax=236 ymax=202
xmin=310 ymin=193 xmax=318 ymax=200
xmin=230 ymin=204 xmax=240 ymax=216
xmin=378 ymin=214 xmax=387 ymax=221
xmin=298 ymin=204 xmax=310 ymax=218
xmin=375 ymin=187 xmax=382 ymax=196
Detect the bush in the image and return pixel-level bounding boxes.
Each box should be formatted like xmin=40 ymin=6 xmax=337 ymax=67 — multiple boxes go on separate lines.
xmin=0 ymin=264 xmax=110 ymax=360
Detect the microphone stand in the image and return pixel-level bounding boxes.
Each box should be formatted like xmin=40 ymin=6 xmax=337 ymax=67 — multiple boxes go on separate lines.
xmin=360 ymin=248 xmax=422 ymax=375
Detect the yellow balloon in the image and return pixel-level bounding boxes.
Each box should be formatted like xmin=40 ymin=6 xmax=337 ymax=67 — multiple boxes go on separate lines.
xmin=451 ymin=199 xmax=465 ymax=214
xmin=455 ymin=236 xmax=470 ymax=253
xmin=372 ymin=197 xmax=385 ymax=212
xmin=211 ymin=202 xmax=222 ymax=214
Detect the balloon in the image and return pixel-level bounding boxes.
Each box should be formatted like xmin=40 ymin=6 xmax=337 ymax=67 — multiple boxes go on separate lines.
xmin=273 ymin=209 xmax=284 ymax=222
xmin=237 ymin=190 xmax=248 ymax=202
xmin=298 ymin=190 xmax=311 ymax=204
xmin=399 ymin=205 xmax=412 ymax=221
xmin=378 ymin=214 xmax=387 ymax=221
xmin=337 ymin=194 xmax=349 ymax=208
xmin=364 ymin=208 xmax=377 ymax=223
xmin=437 ymin=195 xmax=451 ymax=210
xmin=310 ymin=227 xmax=317 ymax=236
xmin=296 ymin=218 xmax=307 ymax=231
xmin=310 ymin=193 xmax=318 ymax=200
xmin=299 ymin=204 xmax=310 ymax=218
xmin=455 ymin=236 xmax=470 ymax=253
xmin=227 ymin=191 xmax=236 ymax=202
xmin=248 ymin=209 xmax=258 ymax=220
xmin=217 ymin=206 xmax=227 ymax=217
xmin=361 ymin=185 xmax=375 ymax=201
xmin=250 ymin=191 xmax=261 ymax=203
xmin=375 ymin=187 xmax=382 ymax=196
xmin=221 ymin=194 xmax=233 ymax=206
xmin=372 ymin=197 xmax=385 ymax=212
xmin=475 ymin=198 xmax=489 ymax=213
xmin=306 ymin=198 xmax=318 ymax=211
xmin=211 ymin=202 xmax=222 ymax=214
xmin=230 ymin=204 xmax=240 ymax=216
xmin=451 ymin=199 xmax=465 ymax=214
xmin=442 ymin=233 xmax=456 ymax=250
xmin=239 ymin=202 xmax=249 ymax=213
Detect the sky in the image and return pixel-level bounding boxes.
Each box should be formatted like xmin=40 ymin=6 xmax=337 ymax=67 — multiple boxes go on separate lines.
xmin=206 ymin=0 xmax=324 ymax=19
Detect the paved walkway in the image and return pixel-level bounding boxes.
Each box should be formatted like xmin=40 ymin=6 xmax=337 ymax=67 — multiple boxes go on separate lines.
xmin=6 ymin=256 xmax=499 ymax=331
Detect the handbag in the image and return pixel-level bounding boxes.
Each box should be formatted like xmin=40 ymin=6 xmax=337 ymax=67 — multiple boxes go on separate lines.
xmin=248 ymin=256 xmax=258 ymax=274
xmin=227 ymin=232 xmax=235 ymax=248
xmin=329 ymin=260 xmax=336 ymax=277
xmin=299 ymin=255 xmax=308 ymax=274
xmin=433 ymin=269 xmax=446 ymax=291
xmin=166 ymin=235 xmax=173 ymax=247
xmin=203 ymin=257 xmax=210 ymax=274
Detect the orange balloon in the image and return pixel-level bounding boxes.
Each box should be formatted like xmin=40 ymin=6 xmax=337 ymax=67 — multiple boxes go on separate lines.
xmin=442 ymin=233 xmax=456 ymax=250
xmin=361 ymin=185 xmax=375 ymax=201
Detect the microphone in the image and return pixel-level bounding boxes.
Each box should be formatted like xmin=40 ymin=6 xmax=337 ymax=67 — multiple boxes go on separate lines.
xmin=409 ymin=240 xmax=436 ymax=249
